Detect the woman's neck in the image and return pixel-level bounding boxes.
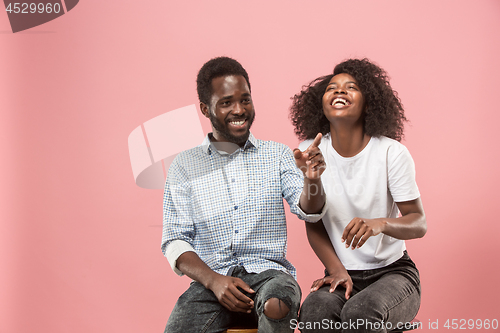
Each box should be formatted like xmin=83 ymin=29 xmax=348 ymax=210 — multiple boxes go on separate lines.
xmin=329 ymin=123 xmax=370 ymax=157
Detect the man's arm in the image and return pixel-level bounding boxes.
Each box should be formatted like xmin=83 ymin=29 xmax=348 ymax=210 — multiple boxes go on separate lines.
xmin=294 ymin=133 xmax=326 ymax=214
xmin=175 ymin=251 xmax=255 ymax=313
xmin=162 ymin=159 xmax=255 ymax=313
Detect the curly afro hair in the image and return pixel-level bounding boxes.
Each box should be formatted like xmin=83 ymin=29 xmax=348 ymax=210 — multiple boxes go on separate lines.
xmin=196 ymin=56 xmax=251 ymax=106
xmin=290 ymin=58 xmax=407 ymax=142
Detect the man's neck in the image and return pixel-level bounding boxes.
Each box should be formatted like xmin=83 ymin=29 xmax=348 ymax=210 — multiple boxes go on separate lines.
xmin=208 ymin=134 xmax=241 ymax=154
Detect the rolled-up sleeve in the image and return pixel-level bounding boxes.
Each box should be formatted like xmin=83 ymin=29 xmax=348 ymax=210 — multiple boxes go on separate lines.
xmin=294 ymin=201 xmax=327 ymax=222
xmin=165 ymin=240 xmax=196 ymax=276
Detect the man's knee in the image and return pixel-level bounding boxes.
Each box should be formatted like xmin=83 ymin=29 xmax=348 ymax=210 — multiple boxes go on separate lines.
xmin=263 ymin=297 xmax=290 ymax=320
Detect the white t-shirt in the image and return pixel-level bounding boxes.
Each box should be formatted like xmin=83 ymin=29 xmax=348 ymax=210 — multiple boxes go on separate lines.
xmin=299 ymin=135 xmax=420 ymax=270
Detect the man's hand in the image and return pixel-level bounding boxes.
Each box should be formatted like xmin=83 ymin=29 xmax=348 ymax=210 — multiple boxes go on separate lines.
xmin=342 ymin=217 xmax=386 ymax=249
xmin=310 ymin=270 xmax=353 ymax=300
xmin=206 ymin=274 xmax=255 ymax=313
xmin=294 ymin=133 xmax=325 ymax=180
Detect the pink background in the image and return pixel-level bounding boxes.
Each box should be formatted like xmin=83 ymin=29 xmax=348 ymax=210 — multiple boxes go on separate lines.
xmin=1 ymin=1 xmax=500 ymax=332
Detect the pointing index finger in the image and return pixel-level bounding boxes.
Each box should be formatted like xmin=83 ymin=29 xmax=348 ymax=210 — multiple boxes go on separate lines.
xmin=310 ymin=133 xmax=323 ymax=149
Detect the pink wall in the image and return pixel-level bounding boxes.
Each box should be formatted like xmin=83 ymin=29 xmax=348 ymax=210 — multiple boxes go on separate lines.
xmin=1 ymin=1 xmax=499 ymax=332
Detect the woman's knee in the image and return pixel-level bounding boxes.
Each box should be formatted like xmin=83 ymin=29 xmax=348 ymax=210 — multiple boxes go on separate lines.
xmin=340 ymin=298 xmax=383 ymax=327
xmin=300 ymin=288 xmax=344 ymax=322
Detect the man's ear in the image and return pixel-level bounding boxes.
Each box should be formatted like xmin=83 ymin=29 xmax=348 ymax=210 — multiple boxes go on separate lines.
xmin=200 ymin=102 xmax=210 ymax=118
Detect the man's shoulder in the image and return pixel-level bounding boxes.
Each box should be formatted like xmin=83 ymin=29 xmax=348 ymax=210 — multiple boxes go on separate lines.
xmin=252 ymin=138 xmax=290 ymax=155
xmin=169 ymin=145 xmax=209 ymax=173
xmin=175 ymin=145 xmax=206 ymax=160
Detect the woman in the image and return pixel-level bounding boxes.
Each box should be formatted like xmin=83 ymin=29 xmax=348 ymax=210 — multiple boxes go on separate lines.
xmin=290 ymin=59 xmax=427 ymax=333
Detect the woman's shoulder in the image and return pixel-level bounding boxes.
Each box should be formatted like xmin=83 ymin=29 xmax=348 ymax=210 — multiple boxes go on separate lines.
xmin=372 ymin=136 xmax=409 ymax=153
xmin=370 ymin=136 xmax=415 ymax=169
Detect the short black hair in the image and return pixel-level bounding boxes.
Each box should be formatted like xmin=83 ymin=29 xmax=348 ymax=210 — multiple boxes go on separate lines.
xmin=290 ymin=58 xmax=407 ymax=141
xmin=196 ymin=57 xmax=251 ymax=105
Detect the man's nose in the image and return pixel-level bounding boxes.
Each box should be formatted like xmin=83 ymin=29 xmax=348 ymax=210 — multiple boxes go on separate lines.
xmin=232 ymin=102 xmax=245 ymax=114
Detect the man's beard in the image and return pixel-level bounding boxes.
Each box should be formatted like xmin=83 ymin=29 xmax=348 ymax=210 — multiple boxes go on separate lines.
xmin=209 ymin=113 xmax=255 ymax=145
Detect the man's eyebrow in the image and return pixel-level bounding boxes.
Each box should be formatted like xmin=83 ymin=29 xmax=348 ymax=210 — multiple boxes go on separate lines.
xmin=220 ymin=93 xmax=251 ymax=100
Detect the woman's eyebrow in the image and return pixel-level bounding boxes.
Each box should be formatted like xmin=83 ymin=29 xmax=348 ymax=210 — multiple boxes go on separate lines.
xmin=327 ymin=81 xmax=357 ymax=86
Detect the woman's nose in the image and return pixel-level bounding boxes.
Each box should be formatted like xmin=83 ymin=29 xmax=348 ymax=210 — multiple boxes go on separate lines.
xmin=334 ymin=86 xmax=347 ymax=94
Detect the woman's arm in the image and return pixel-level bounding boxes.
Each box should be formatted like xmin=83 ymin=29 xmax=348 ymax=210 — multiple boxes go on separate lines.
xmin=385 ymin=197 xmax=427 ymax=239
xmin=342 ymin=197 xmax=427 ymax=250
xmin=306 ymin=220 xmax=353 ymax=299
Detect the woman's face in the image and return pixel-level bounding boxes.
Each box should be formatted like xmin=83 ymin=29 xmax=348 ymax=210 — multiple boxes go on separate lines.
xmin=322 ymin=73 xmax=365 ymax=124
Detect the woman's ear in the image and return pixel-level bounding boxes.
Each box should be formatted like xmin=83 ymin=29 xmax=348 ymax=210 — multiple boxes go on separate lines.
xmin=362 ymin=103 xmax=369 ymax=114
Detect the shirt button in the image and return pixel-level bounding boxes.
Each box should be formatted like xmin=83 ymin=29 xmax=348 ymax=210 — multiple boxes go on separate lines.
xmin=235 ymin=230 xmax=239 ymax=234
xmin=234 ymin=206 xmax=238 ymax=210
xmin=233 ymin=252 xmax=237 ymax=256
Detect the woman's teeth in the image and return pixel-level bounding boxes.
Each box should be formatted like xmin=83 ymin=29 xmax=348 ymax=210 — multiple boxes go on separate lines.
xmin=332 ymin=98 xmax=348 ymax=106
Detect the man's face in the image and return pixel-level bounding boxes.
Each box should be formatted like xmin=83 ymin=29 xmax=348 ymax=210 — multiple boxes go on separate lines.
xmin=201 ymin=75 xmax=255 ymax=146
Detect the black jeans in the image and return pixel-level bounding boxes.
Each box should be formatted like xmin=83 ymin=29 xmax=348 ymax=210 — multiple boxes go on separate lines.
xmin=165 ymin=267 xmax=301 ymax=333
xmin=299 ymin=251 xmax=421 ymax=333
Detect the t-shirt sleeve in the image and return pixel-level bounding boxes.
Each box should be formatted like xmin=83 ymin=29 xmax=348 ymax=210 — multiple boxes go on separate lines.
xmin=387 ymin=144 xmax=420 ymax=202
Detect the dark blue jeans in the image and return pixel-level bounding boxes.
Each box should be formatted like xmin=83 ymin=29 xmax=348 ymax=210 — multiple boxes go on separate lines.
xmin=165 ymin=267 xmax=301 ymax=333
xmin=298 ymin=251 xmax=421 ymax=333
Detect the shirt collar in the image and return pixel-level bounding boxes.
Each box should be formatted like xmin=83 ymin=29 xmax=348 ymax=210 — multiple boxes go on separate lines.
xmin=201 ymin=132 xmax=257 ymax=155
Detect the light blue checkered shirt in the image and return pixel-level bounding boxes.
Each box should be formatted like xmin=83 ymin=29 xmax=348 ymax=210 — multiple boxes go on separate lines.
xmin=162 ymin=133 xmax=323 ymax=279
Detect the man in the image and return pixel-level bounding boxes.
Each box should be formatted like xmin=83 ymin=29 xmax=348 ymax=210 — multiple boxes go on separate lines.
xmin=162 ymin=56 xmax=326 ymax=333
